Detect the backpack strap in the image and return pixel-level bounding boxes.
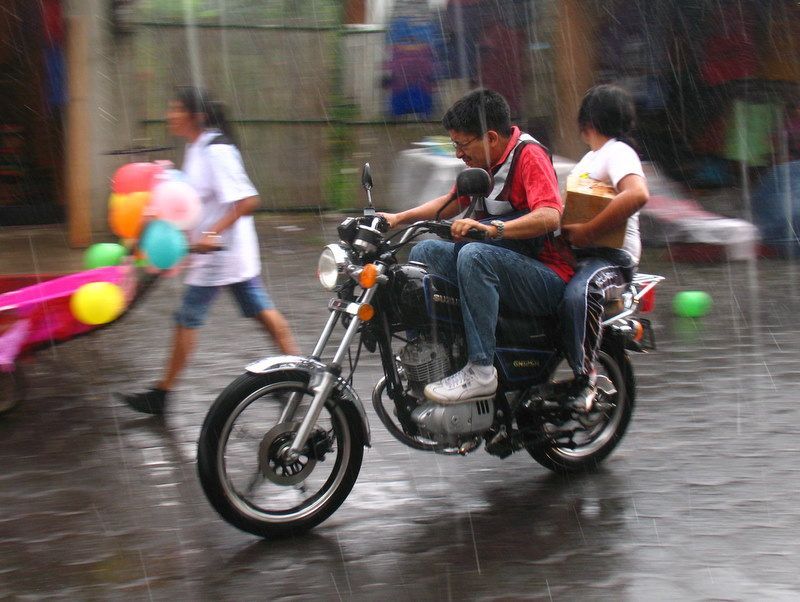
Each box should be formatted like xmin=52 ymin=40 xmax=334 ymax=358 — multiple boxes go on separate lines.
xmin=207 ymin=133 xmax=235 ymax=146
xmin=498 ymin=139 xmax=556 ymax=200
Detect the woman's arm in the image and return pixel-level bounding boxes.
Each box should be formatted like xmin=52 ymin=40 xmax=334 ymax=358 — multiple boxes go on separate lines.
xmin=194 ymin=195 xmax=260 ymax=251
xmin=562 ymin=173 xmax=648 ymax=248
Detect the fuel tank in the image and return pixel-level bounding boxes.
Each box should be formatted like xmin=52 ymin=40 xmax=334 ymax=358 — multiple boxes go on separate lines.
xmin=384 ymin=262 xmax=462 ymax=329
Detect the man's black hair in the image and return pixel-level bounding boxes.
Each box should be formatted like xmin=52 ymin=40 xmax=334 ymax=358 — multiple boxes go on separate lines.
xmin=442 ymin=89 xmax=512 ymax=137
xmin=577 ymin=84 xmax=636 ymax=145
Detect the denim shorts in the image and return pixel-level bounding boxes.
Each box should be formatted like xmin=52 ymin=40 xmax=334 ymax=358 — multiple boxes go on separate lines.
xmin=174 ymin=277 xmax=275 ymax=328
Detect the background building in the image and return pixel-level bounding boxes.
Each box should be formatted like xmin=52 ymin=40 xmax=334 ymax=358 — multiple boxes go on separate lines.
xmin=0 ymin=0 xmax=797 ymax=247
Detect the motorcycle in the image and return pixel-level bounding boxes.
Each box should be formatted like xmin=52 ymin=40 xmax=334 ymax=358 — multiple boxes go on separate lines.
xmin=197 ymin=164 xmax=664 ymax=538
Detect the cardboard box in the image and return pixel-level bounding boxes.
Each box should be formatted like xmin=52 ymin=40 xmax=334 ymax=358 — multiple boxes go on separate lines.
xmin=563 ymin=173 xmax=625 ymax=248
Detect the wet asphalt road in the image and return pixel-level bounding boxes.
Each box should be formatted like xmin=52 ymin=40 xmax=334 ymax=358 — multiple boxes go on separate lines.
xmin=2 ymin=215 xmax=800 ymax=600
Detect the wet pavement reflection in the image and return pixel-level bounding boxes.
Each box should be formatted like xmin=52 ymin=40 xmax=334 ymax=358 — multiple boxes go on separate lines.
xmin=2 ymin=215 xmax=800 ymax=600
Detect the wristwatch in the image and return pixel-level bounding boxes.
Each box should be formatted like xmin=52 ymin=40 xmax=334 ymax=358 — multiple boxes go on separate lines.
xmin=490 ymin=220 xmax=505 ymax=240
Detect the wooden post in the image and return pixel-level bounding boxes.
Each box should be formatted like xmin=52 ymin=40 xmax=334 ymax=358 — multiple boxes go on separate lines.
xmin=344 ymin=0 xmax=366 ymax=25
xmin=65 ymin=15 xmax=92 ymax=247
xmin=552 ymin=0 xmax=596 ymax=160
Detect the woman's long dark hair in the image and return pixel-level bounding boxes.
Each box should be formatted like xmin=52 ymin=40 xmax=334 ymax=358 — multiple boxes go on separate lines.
xmin=175 ymin=86 xmax=236 ymax=143
xmin=578 ymin=84 xmax=637 ymax=149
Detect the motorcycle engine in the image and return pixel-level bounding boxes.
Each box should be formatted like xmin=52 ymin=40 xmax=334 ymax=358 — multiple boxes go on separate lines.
xmin=411 ymin=398 xmax=495 ymax=444
xmin=398 ymin=335 xmax=452 ymax=400
xmin=399 ymin=334 xmax=494 ymax=443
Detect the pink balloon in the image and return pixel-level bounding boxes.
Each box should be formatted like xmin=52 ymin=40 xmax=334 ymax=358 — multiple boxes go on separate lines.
xmin=111 ymin=162 xmax=164 ymax=194
xmin=149 ymin=180 xmax=202 ymax=230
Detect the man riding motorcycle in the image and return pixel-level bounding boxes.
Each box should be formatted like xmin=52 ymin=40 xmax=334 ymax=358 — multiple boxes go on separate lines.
xmin=380 ymin=88 xmax=575 ymax=404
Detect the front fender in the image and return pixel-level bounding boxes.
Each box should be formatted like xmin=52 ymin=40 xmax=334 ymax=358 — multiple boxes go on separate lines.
xmin=246 ymin=355 xmax=371 ymax=446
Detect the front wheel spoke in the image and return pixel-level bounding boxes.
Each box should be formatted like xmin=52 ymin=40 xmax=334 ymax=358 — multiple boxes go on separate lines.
xmin=245 ymin=470 xmax=265 ymax=496
xmin=232 ymin=424 xmax=266 ymax=442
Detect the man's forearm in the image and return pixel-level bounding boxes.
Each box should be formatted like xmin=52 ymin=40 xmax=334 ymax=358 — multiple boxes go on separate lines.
xmin=502 ymin=207 xmax=561 ymax=239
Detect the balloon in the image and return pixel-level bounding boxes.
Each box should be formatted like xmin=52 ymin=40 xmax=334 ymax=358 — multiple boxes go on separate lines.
xmin=672 ymin=291 xmax=712 ymax=318
xmin=70 ymin=282 xmax=126 ymax=326
xmin=164 ymin=168 xmax=188 ymax=182
xmin=140 ymin=220 xmax=188 ymax=270
xmin=111 ymin=162 xmax=164 ymax=194
xmin=108 ymin=191 xmax=150 ymax=239
xmin=83 ymin=243 xmax=127 ymax=269
xmin=108 ymin=192 xmax=127 ymax=212
xmin=149 ymin=180 xmax=201 ymax=229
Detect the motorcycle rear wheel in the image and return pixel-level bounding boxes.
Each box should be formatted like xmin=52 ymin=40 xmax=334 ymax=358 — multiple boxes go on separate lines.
xmin=197 ymin=372 xmax=365 ymax=538
xmin=525 ymin=346 xmax=635 ymax=474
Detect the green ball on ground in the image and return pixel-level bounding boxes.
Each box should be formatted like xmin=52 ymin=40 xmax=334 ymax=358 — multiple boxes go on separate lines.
xmin=673 ymin=291 xmax=712 ymax=318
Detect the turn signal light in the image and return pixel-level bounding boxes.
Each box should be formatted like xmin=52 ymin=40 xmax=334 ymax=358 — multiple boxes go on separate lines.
xmin=631 ymin=319 xmax=645 ymax=342
xmin=357 ymin=303 xmax=375 ymax=321
xmin=358 ymin=264 xmax=379 ymax=289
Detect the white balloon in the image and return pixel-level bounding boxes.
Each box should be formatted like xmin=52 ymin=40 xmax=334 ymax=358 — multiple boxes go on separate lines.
xmin=149 ymin=180 xmax=202 ymax=230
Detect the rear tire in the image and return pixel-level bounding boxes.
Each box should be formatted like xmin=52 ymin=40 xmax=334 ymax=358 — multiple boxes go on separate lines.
xmin=197 ymin=371 xmax=365 ymax=538
xmin=525 ymin=342 xmax=635 ymax=474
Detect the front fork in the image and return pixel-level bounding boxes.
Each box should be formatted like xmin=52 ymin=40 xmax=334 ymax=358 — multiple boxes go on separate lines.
xmin=284 ymin=273 xmax=383 ymax=462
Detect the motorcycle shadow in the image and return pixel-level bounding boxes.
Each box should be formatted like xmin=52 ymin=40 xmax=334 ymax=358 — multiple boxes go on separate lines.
xmin=202 ymin=469 xmax=637 ymax=599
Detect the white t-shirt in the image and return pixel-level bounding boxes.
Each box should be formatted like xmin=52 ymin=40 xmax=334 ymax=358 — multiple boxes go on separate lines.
xmin=182 ymin=130 xmax=261 ymax=287
xmin=570 ymin=138 xmax=645 ymax=263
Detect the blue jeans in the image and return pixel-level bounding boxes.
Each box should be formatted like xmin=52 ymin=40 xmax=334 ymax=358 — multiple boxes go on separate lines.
xmin=409 ymin=239 xmax=566 ymax=365
xmin=559 ymin=249 xmax=634 ymax=377
xmin=174 ymin=277 xmax=275 ymax=328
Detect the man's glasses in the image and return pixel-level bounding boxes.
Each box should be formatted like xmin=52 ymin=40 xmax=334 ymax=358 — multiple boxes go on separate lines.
xmin=451 ymin=134 xmax=482 ymax=151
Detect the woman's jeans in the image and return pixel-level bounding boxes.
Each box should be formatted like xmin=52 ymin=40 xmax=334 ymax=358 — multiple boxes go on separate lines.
xmin=560 ymin=249 xmax=635 ymax=377
xmin=409 ymin=239 xmax=565 ymax=365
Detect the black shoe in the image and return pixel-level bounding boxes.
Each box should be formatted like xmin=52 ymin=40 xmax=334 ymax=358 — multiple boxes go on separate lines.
xmin=565 ymin=375 xmax=596 ymax=413
xmin=116 ymin=388 xmax=168 ymax=415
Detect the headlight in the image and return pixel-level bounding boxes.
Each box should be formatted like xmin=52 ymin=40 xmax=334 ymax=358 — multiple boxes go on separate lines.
xmin=317 ymin=244 xmax=353 ymax=291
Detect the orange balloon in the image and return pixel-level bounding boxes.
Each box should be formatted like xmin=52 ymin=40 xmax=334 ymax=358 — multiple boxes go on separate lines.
xmin=108 ymin=191 xmax=150 ymax=239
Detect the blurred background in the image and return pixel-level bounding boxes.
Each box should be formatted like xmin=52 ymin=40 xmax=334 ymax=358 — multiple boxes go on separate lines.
xmin=0 ymin=0 xmax=797 ymax=254
xmin=3 ymin=3 xmax=800 ymax=599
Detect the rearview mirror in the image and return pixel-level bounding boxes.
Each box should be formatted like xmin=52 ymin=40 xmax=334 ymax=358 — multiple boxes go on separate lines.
xmin=361 ymin=163 xmax=373 ymax=191
xmin=456 ymin=168 xmax=491 ymax=197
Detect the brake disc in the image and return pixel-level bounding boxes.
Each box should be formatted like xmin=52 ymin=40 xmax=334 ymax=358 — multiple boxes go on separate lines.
xmin=258 ymin=421 xmax=317 ymax=485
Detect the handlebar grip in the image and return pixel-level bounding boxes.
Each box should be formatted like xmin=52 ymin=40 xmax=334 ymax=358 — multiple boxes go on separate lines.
xmin=465 ymin=228 xmax=487 ymax=241
xmin=427 ymin=221 xmax=454 ymax=240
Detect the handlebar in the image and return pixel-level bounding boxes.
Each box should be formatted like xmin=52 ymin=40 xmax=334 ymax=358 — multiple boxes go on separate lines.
xmin=392 ymin=220 xmax=488 ymax=248
xmin=420 ymin=220 xmax=487 ymax=241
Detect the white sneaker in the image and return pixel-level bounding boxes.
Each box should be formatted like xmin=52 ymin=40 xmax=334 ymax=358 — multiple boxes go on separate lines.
xmin=424 ymin=364 xmax=498 ymax=404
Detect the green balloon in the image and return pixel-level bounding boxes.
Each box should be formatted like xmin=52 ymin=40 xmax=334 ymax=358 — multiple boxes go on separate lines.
xmin=83 ymin=243 xmax=127 ymax=269
xmin=672 ymin=291 xmax=712 ymax=318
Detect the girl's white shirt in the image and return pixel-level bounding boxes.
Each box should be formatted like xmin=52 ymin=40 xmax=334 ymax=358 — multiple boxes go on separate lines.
xmin=570 ymin=138 xmax=645 ymax=263
xmin=181 ymin=130 xmax=261 ymax=287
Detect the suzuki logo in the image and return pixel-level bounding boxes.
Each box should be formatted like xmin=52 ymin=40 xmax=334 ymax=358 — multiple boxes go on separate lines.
xmin=432 ymin=293 xmax=459 ymax=306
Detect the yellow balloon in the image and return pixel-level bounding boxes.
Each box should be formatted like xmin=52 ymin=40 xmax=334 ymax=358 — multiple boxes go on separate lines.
xmin=70 ymin=282 xmax=126 ymax=326
xmin=108 ymin=192 xmax=127 ymax=212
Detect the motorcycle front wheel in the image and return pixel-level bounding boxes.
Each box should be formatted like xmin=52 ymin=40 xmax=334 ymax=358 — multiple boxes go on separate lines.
xmin=197 ymin=372 xmax=365 ymax=538
xmin=524 ymin=344 xmax=635 ymax=474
